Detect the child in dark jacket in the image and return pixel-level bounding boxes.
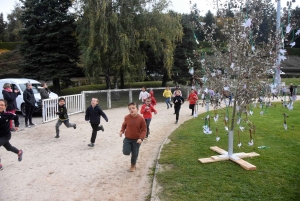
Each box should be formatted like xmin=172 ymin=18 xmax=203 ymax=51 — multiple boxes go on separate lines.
xmin=140 ymin=97 xmax=157 ymax=139
xmin=0 ymin=99 xmax=23 ymax=170
xmin=55 ymin=97 xmax=76 ymax=138
xmin=173 ymin=90 xmax=185 ymax=124
xmin=85 ymin=98 xmax=108 ymax=147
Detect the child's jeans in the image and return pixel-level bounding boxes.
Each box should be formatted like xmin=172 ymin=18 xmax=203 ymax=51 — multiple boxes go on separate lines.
xmin=165 ymin=98 xmax=171 ymax=108
xmin=55 ymin=119 xmax=75 ymax=135
xmin=123 ymin=138 xmax=141 ymax=165
xmin=144 ymin=118 xmax=152 ymax=137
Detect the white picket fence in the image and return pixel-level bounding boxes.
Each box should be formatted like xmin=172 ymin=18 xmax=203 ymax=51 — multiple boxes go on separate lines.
xmin=42 ymin=87 xmax=188 ymax=123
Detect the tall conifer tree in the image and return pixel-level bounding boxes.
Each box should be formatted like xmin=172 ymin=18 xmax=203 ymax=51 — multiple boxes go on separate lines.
xmin=20 ymin=0 xmax=80 ymax=94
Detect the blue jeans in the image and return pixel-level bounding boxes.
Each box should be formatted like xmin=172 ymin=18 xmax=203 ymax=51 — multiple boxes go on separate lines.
xmin=165 ymin=98 xmax=172 ymax=108
xmin=123 ymin=138 xmax=141 ymax=165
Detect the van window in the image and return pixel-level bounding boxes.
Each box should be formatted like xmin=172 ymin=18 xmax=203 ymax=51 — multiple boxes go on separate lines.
xmin=19 ymin=83 xmax=41 ymax=93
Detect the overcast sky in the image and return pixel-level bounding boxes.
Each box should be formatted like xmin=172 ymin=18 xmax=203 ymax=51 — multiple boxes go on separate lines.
xmin=1 ymin=0 xmax=299 ymax=21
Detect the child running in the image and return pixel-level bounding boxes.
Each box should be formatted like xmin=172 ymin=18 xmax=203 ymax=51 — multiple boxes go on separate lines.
xmin=140 ymin=97 xmax=157 ymax=139
xmin=186 ymin=89 xmax=198 ymax=116
xmin=119 ymin=102 xmax=147 ymax=172
xmin=55 ymin=97 xmax=76 ymax=138
xmin=162 ymin=86 xmax=172 ymax=109
xmin=149 ymin=89 xmax=157 ymax=107
xmin=85 ymin=98 xmax=108 ymax=147
xmin=0 ymin=99 xmax=23 ymax=170
xmin=138 ymin=86 xmax=150 ymax=104
xmin=173 ymin=90 xmax=185 ymax=124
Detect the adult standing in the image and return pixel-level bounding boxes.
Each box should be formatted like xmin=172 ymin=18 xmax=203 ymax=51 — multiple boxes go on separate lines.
xmin=289 ymin=83 xmax=294 ymax=96
xmin=23 ymin=83 xmax=36 ymax=128
xmin=2 ymin=83 xmax=20 ymax=131
xmin=39 ymin=82 xmax=50 ymax=120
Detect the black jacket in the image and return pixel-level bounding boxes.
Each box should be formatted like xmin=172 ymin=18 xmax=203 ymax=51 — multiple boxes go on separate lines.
xmin=85 ymin=105 xmax=108 ymax=124
xmin=2 ymin=90 xmax=20 ymax=111
xmin=173 ymin=95 xmax=185 ymax=108
xmin=23 ymin=89 xmax=36 ymax=106
xmin=0 ymin=112 xmax=19 ymax=138
xmin=56 ymin=104 xmax=69 ymax=121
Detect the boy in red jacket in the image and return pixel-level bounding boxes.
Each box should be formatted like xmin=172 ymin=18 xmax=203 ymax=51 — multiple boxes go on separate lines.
xmin=140 ymin=98 xmax=157 ymax=139
xmin=186 ymin=89 xmax=198 ymax=116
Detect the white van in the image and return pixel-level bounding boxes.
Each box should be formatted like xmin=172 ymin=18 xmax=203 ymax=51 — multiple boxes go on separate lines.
xmin=0 ymin=78 xmax=58 ymax=116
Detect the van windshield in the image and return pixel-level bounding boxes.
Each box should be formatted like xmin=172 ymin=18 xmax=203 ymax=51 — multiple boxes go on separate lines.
xmin=19 ymin=83 xmax=41 ymax=93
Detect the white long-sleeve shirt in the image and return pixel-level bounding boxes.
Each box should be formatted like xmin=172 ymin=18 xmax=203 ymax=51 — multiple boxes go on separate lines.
xmin=139 ymin=91 xmax=150 ymax=102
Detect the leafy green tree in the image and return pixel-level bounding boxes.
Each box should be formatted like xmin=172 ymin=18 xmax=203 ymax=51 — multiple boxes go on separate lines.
xmin=6 ymin=3 xmax=23 ymax=42
xmin=19 ymin=0 xmax=80 ymax=94
xmin=78 ymin=0 xmax=183 ymax=88
xmin=0 ymin=13 xmax=6 ymax=42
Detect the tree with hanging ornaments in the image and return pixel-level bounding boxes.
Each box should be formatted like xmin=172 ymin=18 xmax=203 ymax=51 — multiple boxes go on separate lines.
xmin=187 ymin=0 xmax=299 ymax=170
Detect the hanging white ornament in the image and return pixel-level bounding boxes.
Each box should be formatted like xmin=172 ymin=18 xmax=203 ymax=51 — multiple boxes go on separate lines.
xmin=216 ymin=136 xmax=220 ymax=142
xmin=286 ymin=24 xmax=292 ymax=34
xmin=189 ymin=67 xmax=194 ymax=75
xmin=284 ymin=123 xmax=287 ymax=130
xmin=290 ymin=42 xmax=296 ymax=48
xmin=296 ymin=30 xmax=300 ymax=36
xmin=241 ymin=18 xmax=252 ymax=29
xmin=279 ymin=49 xmax=287 ymax=55
xmin=239 ymin=126 xmax=245 ymax=132
xmin=238 ymin=142 xmax=242 ymax=148
xmin=248 ymin=139 xmax=254 ymax=146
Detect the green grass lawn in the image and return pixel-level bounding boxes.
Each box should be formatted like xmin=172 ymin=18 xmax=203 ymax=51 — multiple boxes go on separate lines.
xmin=156 ymin=101 xmax=300 ymax=201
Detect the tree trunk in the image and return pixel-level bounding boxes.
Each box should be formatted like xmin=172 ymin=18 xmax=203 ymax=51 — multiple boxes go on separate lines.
xmin=105 ymin=73 xmax=111 ymax=89
xmin=120 ymin=70 xmax=125 ymax=89
xmin=162 ymin=69 xmax=169 ymax=87
xmin=52 ymin=78 xmax=61 ymax=95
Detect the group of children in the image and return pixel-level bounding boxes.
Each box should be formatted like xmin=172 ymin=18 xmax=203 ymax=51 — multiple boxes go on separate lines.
xmin=1 ymin=86 xmax=198 ymax=172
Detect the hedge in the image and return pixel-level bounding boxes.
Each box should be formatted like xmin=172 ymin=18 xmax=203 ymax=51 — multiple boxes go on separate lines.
xmin=285 ymin=48 xmax=300 ymax=56
xmin=0 ymin=42 xmax=23 ymax=50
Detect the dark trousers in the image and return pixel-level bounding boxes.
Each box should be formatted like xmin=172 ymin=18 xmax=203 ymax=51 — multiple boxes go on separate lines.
xmin=189 ymin=104 xmax=195 ymax=115
xmin=123 ymin=138 xmax=141 ymax=165
xmin=145 ymin=118 xmax=151 ymax=137
xmin=25 ymin=105 xmax=35 ymax=125
xmin=55 ymin=119 xmax=75 ymax=135
xmin=175 ymin=107 xmax=181 ymax=121
xmin=0 ymin=136 xmax=19 ymax=154
xmin=90 ymin=123 xmax=99 ymax=143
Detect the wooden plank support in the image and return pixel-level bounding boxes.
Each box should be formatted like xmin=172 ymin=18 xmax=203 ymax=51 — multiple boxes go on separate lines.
xmin=199 ymin=155 xmax=229 ymax=163
xmin=210 ymin=146 xmax=228 ymax=155
xmin=230 ymin=158 xmax=257 ymax=170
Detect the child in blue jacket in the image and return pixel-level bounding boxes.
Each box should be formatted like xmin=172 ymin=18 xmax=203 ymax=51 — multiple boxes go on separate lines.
xmin=85 ymin=98 xmax=108 ymax=147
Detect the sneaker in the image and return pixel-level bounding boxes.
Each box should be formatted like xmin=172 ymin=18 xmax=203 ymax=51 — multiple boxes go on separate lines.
xmin=0 ymin=159 xmax=3 ymax=171
xmin=29 ymin=123 xmax=36 ymax=126
xmin=73 ymin=124 xmax=76 ymax=129
xmin=10 ymin=128 xmax=16 ymax=132
xmin=55 ymin=135 xmax=60 ymax=138
xmin=175 ymin=120 xmax=178 ymax=124
xmin=170 ymin=104 xmax=173 ymax=108
xmin=18 ymin=149 xmax=23 ymax=162
xmin=88 ymin=143 xmax=94 ymax=147
xmin=25 ymin=124 xmax=31 ymax=128
xmin=167 ymin=106 xmax=169 ymax=109
xmin=97 ymin=125 xmax=104 ymax=132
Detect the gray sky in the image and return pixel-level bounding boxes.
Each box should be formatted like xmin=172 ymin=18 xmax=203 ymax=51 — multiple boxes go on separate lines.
xmin=0 ymin=0 xmax=299 ymax=21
